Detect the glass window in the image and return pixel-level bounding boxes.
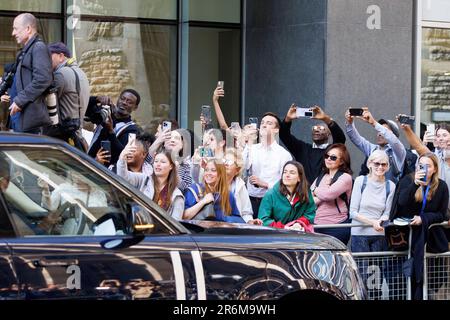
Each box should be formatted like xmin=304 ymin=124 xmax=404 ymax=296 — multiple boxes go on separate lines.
xmin=0 ymin=0 xmax=61 ymax=13
xmin=0 ymin=147 xmax=170 ymax=237
xmin=189 ymin=0 xmax=241 ymax=23
xmin=0 ymin=17 xmax=62 ymax=74
xmin=72 ymin=20 xmax=177 ymax=133
xmin=422 ymin=0 xmax=450 ymax=23
xmin=187 ymin=27 xmax=241 ymax=130
xmin=421 ymin=27 xmax=450 ymax=123
xmin=74 ymin=0 xmax=177 ymax=20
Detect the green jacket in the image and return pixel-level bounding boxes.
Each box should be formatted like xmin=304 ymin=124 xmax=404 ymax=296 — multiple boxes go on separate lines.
xmin=258 ymin=182 xmax=316 ymax=226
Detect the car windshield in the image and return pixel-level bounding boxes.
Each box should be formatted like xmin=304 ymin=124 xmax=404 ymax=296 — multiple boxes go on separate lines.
xmin=0 ymin=146 xmax=170 ymax=237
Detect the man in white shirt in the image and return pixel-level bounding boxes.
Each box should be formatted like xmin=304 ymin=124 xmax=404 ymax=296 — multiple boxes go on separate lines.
xmin=244 ymin=112 xmax=293 ymax=218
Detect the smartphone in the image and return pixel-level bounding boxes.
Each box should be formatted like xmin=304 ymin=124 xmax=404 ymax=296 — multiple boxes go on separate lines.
xmin=128 ymin=133 xmax=136 ymax=146
xmin=398 ymin=115 xmax=415 ymax=126
xmin=217 ymin=81 xmax=224 ymax=89
xmin=427 ymin=123 xmax=436 ymax=135
xmin=101 ymin=140 xmax=111 ymax=155
xmin=201 ymin=105 xmax=211 ymax=124
xmin=419 ymin=163 xmax=428 ymax=182
xmin=230 ymin=122 xmax=240 ymax=131
xmin=349 ymin=108 xmax=364 ymax=116
xmin=162 ymin=121 xmax=172 ymax=132
xmin=248 ymin=117 xmax=258 ymax=128
xmin=199 ymin=146 xmax=214 ymax=158
xmin=296 ymin=107 xmax=313 ymax=118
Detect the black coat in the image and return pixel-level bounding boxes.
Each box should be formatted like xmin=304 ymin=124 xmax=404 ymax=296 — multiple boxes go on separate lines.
xmin=88 ymin=116 xmax=140 ymax=166
xmin=14 ymin=35 xmax=53 ymax=132
xmin=279 ymin=119 xmax=346 ymax=184
xmin=395 ymin=174 xmax=449 ymax=299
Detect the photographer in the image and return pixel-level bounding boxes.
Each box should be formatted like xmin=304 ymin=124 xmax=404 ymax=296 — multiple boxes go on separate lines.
xmin=87 ymin=89 xmax=141 ymax=165
xmin=1 ymin=63 xmax=18 ymax=131
xmin=44 ymin=42 xmax=90 ymax=151
xmin=10 ymin=13 xmax=53 ymax=133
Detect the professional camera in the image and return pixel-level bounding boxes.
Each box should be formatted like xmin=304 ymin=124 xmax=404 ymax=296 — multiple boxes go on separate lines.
xmin=84 ymin=98 xmax=113 ymax=125
xmin=0 ymin=70 xmax=14 ymax=97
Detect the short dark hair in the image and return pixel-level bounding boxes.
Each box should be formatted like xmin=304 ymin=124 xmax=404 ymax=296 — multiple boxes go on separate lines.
xmin=262 ymin=112 xmax=281 ymax=129
xmin=120 ymin=88 xmax=141 ymax=106
xmin=137 ymin=132 xmax=155 ymax=151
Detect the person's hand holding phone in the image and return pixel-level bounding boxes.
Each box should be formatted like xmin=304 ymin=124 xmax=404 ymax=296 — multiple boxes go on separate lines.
xmin=311 ymin=105 xmax=331 ymax=124
xmin=414 ymin=164 xmax=428 ymax=186
xmin=285 ymin=103 xmax=298 ymax=122
xmin=213 ymin=86 xmax=224 ymax=102
xmin=96 ymin=147 xmax=111 ymax=165
xmin=361 ymin=107 xmax=376 ymax=125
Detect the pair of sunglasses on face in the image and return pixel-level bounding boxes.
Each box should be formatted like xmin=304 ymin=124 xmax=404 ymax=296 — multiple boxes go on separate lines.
xmin=324 ymin=154 xmax=338 ymax=161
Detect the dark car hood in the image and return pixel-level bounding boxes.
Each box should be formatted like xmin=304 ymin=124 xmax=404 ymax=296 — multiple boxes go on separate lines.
xmin=181 ymin=220 xmax=347 ymax=251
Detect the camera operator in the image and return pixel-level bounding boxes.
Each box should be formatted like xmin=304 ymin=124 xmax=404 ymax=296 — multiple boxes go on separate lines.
xmin=10 ymin=13 xmax=53 ymax=134
xmin=86 ymin=89 xmax=141 ymax=166
xmin=44 ymin=42 xmax=90 ymax=151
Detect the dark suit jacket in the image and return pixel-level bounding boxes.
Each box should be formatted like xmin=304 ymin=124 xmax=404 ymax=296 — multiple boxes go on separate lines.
xmin=14 ymin=35 xmax=53 ymax=132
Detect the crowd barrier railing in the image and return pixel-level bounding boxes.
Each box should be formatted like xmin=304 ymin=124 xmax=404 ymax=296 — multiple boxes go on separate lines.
xmin=423 ymin=222 xmax=450 ymax=300
xmin=313 ymin=221 xmax=449 ymax=300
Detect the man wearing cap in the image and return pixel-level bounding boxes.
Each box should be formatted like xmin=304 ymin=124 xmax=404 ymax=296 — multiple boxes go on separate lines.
xmin=46 ymin=42 xmax=90 ymax=151
xmin=345 ymin=107 xmax=406 ymax=183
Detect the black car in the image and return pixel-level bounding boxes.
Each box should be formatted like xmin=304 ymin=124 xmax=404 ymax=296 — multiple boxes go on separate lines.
xmin=0 ymin=133 xmax=366 ymax=300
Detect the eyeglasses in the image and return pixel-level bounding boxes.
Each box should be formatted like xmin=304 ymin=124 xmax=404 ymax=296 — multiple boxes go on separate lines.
xmin=373 ymin=162 xmax=388 ymax=168
xmin=324 ymin=154 xmax=338 ymax=161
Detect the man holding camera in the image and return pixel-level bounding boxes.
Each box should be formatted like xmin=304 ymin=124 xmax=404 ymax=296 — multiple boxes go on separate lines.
xmin=280 ymin=104 xmax=346 ymax=184
xmin=10 ymin=13 xmax=53 ymax=133
xmin=45 ymin=42 xmax=90 ymax=150
xmin=345 ymin=107 xmax=406 ymax=183
xmin=87 ymin=89 xmax=141 ymax=166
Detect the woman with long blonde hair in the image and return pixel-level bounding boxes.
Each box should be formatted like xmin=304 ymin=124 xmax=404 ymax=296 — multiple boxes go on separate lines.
xmin=395 ymin=152 xmax=448 ymax=300
xmin=183 ymin=159 xmax=244 ymax=223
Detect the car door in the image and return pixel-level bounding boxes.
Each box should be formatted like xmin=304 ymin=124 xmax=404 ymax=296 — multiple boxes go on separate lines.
xmin=0 ymin=193 xmax=20 ymax=299
xmin=0 ymin=145 xmax=200 ymax=300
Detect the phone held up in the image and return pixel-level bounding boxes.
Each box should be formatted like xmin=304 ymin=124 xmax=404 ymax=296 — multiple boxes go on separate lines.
xmin=418 ymin=163 xmax=428 ymax=182
xmin=201 ymin=105 xmax=211 ymax=124
xmin=162 ymin=121 xmax=172 ymax=132
xmin=248 ymin=117 xmax=258 ymax=129
xmin=398 ymin=114 xmax=415 ymax=126
xmin=101 ymin=140 xmax=111 ymax=155
xmin=296 ymin=107 xmax=313 ymax=118
xmin=199 ymin=146 xmax=214 ymax=158
xmin=348 ymin=108 xmax=364 ymax=117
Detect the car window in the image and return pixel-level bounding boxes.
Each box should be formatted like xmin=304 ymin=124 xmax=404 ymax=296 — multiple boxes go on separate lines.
xmin=0 ymin=147 xmax=170 ymax=237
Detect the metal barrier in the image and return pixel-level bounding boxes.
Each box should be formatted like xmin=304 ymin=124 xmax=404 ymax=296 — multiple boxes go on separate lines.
xmin=314 ymin=222 xmax=449 ymax=300
xmin=423 ymin=223 xmax=450 ymax=300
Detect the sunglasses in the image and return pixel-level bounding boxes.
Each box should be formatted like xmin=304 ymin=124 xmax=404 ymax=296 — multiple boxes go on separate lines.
xmin=324 ymin=154 xmax=338 ymax=161
xmin=373 ymin=162 xmax=388 ymax=168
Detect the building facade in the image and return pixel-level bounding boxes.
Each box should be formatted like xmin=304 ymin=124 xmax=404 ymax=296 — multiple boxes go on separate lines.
xmin=0 ymin=0 xmax=449 ymax=172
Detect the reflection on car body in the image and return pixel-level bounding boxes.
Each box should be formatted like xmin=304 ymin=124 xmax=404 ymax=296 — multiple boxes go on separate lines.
xmin=0 ymin=133 xmax=366 ymax=300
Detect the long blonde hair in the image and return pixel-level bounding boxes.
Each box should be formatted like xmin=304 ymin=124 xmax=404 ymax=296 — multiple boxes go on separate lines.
xmin=415 ymin=153 xmax=440 ymax=202
xmin=204 ymin=159 xmax=232 ymax=215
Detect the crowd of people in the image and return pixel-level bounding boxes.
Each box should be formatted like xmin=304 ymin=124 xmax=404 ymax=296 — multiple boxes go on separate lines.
xmin=1 ymin=13 xmax=450 ymax=300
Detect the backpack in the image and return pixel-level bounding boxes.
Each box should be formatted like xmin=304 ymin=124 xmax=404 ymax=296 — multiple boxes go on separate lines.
xmin=314 ymin=170 xmax=351 ymax=215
